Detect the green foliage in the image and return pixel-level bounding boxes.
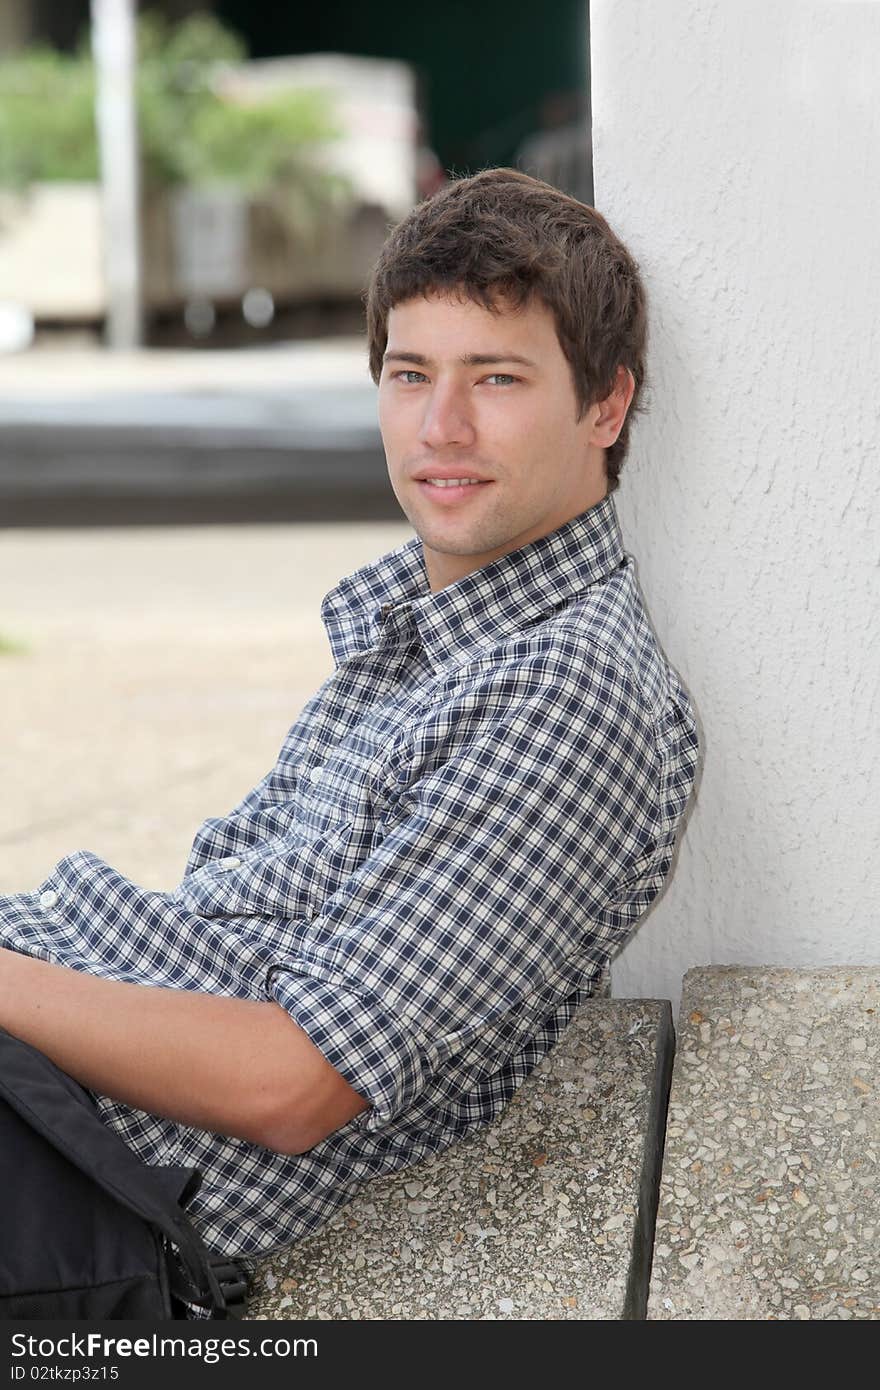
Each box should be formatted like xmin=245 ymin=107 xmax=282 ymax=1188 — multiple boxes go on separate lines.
xmin=0 ymin=10 xmax=344 ymax=206
xmin=0 ymin=45 xmax=99 ymax=184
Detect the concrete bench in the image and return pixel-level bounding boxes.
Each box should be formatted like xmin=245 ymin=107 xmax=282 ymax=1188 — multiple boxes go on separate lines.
xmin=649 ymin=966 xmax=880 ymax=1320
xmin=246 ymin=998 xmax=673 ymax=1320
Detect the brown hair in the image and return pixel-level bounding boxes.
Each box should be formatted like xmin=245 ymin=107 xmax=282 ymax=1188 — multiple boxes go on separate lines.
xmin=365 ymin=167 xmax=648 ymax=492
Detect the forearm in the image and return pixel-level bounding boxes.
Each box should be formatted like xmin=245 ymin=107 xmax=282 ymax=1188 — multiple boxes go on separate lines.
xmin=0 ymin=948 xmax=367 ymax=1153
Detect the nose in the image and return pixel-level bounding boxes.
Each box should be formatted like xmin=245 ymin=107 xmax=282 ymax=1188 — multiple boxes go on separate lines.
xmin=417 ymin=381 xmax=476 ymax=451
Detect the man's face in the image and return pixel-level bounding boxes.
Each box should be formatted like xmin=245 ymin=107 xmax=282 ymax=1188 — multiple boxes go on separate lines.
xmin=377 ymin=290 xmax=612 ymax=591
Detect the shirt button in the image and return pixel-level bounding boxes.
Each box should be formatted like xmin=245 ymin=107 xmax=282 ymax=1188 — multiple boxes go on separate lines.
xmin=217 ymin=855 xmax=242 ymax=871
xmin=309 ymin=766 xmax=324 ymax=783
xmin=39 ymin=889 xmax=58 ymax=909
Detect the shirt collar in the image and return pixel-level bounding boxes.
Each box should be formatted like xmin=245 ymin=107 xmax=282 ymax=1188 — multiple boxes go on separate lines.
xmin=321 ymin=495 xmax=625 ymax=670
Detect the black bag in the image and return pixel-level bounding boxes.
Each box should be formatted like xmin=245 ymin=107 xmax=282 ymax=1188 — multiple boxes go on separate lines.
xmin=0 ymin=1028 xmax=247 ymax=1319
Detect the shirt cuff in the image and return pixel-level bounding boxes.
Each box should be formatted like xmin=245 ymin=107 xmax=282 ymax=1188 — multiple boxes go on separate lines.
xmin=266 ymin=964 xmax=428 ymax=1132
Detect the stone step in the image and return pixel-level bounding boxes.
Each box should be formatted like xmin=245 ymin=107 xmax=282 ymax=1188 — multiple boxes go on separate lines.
xmin=246 ymin=998 xmax=673 ymax=1320
xmin=649 ymin=966 xmax=880 ymax=1321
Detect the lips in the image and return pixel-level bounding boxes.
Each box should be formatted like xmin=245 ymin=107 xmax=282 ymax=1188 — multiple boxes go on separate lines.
xmin=414 ymin=474 xmax=492 ymax=505
xmin=412 ymin=468 xmax=491 ymax=483
xmin=421 ymin=477 xmax=483 ymax=488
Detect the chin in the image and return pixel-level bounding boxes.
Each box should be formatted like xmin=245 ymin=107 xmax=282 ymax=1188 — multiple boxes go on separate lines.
xmin=412 ymin=513 xmax=479 ymax=548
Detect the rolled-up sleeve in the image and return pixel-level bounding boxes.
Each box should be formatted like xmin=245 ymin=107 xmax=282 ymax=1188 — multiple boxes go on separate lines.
xmin=267 ymin=639 xmax=662 ymax=1130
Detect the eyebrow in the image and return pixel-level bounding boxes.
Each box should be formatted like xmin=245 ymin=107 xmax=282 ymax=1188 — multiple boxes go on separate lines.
xmin=382 ymin=350 xmax=539 ymax=369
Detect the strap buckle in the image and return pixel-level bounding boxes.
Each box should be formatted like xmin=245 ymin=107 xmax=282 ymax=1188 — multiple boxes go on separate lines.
xmin=210 ymin=1259 xmax=249 ymax=1318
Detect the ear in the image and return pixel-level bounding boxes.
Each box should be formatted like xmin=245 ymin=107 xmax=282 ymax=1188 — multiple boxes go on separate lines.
xmin=589 ymin=365 xmax=636 ymax=448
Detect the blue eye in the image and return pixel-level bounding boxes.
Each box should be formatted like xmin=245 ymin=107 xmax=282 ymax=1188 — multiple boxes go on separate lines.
xmin=397 ymin=370 xmax=426 ymax=384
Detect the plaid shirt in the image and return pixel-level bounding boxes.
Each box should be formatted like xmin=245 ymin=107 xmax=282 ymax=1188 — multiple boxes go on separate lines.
xmin=1 ymin=496 xmax=698 ymax=1263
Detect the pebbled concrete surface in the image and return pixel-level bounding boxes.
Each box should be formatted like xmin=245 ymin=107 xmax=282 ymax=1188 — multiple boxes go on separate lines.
xmin=649 ymin=966 xmax=880 ymax=1320
xmin=246 ymin=999 xmax=673 ymax=1321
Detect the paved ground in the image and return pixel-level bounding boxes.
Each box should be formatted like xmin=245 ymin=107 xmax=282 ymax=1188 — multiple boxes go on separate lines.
xmin=0 ymin=520 xmax=411 ymax=895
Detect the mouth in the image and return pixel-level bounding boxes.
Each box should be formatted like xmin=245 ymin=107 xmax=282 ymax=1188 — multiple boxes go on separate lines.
xmin=414 ymin=476 xmax=493 ymax=505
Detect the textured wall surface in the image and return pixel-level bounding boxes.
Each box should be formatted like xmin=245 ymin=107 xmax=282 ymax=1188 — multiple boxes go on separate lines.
xmin=591 ymin=1 xmax=880 ymax=1006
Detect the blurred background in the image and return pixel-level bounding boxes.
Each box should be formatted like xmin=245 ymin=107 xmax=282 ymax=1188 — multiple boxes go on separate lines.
xmin=0 ymin=0 xmax=592 ymax=524
xmin=0 ymin=0 xmax=593 ymax=894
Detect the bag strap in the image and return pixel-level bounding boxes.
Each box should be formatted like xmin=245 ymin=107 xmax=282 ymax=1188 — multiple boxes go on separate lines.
xmin=0 ymin=1029 xmax=241 ymax=1317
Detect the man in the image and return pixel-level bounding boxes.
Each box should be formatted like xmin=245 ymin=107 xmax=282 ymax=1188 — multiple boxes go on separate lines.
xmin=0 ymin=169 xmax=699 ymax=1268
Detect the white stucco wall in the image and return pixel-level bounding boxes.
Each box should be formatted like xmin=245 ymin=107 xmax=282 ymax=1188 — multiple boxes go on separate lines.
xmin=591 ymin=0 xmax=880 ymax=1007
